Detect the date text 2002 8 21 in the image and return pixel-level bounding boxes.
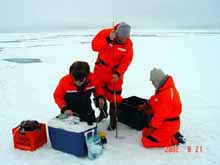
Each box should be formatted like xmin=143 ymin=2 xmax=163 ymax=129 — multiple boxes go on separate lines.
xmin=164 ymin=145 xmax=203 ymax=153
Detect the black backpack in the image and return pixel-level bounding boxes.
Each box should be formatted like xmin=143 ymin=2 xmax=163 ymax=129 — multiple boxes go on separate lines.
xmin=19 ymin=120 xmax=41 ymax=133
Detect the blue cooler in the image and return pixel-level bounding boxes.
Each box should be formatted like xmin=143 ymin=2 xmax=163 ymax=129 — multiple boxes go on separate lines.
xmin=48 ymin=117 xmax=97 ymax=157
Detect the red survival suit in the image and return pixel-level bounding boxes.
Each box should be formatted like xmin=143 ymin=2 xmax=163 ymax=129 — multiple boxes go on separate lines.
xmin=53 ymin=73 xmax=95 ymax=115
xmin=91 ymin=25 xmax=133 ymax=103
xmin=142 ymin=76 xmax=182 ymax=147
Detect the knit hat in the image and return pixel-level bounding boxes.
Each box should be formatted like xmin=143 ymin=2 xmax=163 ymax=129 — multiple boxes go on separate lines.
xmin=116 ymin=22 xmax=131 ymax=38
xmin=150 ymin=68 xmax=166 ymax=89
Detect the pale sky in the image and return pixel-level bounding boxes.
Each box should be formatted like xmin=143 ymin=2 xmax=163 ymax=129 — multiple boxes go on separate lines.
xmin=0 ymin=0 xmax=220 ymax=32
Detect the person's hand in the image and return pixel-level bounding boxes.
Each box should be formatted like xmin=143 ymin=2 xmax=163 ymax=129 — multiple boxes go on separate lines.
xmin=64 ymin=110 xmax=73 ymax=116
xmin=137 ymin=103 xmax=152 ymax=111
xmin=98 ymin=97 xmax=105 ymax=109
xmin=109 ymin=31 xmax=116 ymax=41
xmin=137 ymin=103 xmax=147 ymax=110
xmin=112 ymin=73 xmax=119 ymax=82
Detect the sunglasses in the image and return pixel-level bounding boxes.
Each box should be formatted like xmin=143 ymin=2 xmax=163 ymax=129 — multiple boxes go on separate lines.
xmin=73 ymin=72 xmax=87 ymax=82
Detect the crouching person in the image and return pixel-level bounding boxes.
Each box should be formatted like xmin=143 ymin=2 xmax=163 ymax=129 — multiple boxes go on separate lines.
xmin=141 ymin=68 xmax=185 ymax=148
xmin=53 ymin=61 xmax=96 ymax=125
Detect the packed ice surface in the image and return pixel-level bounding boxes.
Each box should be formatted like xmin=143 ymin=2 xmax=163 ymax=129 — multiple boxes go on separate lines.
xmin=0 ymin=29 xmax=219 ymax=165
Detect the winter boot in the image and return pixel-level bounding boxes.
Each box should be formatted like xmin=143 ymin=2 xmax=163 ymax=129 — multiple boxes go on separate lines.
xmin=107 ymin=104 xmax=117 ymax=131
xmin=174 ymin=132 xmax=186 ymax=144
xmin=94 ymin=97 xmax=108 ymax=122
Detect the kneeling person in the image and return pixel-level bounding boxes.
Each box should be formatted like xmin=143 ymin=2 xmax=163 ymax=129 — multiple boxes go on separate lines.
xmin=141 ymin=68 xmax=185 ymax=147
xmin=53 ymin=61 xmax=96 ymax=125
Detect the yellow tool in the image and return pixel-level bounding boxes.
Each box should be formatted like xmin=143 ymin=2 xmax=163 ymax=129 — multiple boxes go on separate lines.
xmin=97 ymin=131 xmax=107 ymax=144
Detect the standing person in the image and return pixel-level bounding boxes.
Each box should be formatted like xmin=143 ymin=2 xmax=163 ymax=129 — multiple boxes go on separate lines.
xmin=53 ymin=61 xmax=96 ymax=125
xmin=91 ymin=22 xmax=133 ymax=130
xmin=141 ymin=68 xmax=185 ymax=147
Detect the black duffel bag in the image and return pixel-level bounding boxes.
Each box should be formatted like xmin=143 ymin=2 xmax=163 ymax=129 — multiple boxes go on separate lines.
xmin=118 ymin=96 xmax=152 ymax=131
xmin=18 ymin=120 xmax=41 ymax=133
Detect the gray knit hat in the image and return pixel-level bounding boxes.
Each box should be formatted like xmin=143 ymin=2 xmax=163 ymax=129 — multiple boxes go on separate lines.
xmin=150 ymin=68 xmax=166 ymax=89
xmin=116 ymin=22 xmax=131 ymax=38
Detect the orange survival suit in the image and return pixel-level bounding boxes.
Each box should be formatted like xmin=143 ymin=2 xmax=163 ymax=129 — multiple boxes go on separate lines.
xmin=91 ymin=25 xmax=133 ymax=103
xmin=142 ymin=76 xmax=182 ymax=147
xmin=53 ymin=73 xmax=95 ymax=116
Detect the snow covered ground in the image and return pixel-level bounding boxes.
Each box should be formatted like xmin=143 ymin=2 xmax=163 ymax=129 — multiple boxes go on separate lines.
xmin=0 ymin=29 xmax=220 ymax=165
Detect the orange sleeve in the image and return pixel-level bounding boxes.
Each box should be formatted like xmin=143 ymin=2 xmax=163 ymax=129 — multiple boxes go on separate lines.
xmin=53 ymin=77 xmax=67 ymax=110
xmin=91 ymin=29 xmax=111 ymax=52
xmin=149 ymin=93 xmax=172 ymax=129
xmin=117 ymin=41 xmax=133 ymax=75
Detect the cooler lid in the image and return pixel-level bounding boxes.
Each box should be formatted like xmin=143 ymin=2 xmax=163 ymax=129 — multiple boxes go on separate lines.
xmin=48 ymin=117 xmax=96 ymax=133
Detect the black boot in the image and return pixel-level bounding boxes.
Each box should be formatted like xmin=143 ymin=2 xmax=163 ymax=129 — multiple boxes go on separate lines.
xmin=174 ymin=132 xmax=186 ymax=144
xmin=94 ymin=97 xmax=108 ymax=122
xmin=96 ymin=107 xmax=108 ymax=122
xmin=107 ymin=104 xmax=117 ymax=131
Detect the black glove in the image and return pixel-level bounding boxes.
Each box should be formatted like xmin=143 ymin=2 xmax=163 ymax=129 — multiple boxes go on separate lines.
xmin=106 ymin=36 xmax=112 ymax=43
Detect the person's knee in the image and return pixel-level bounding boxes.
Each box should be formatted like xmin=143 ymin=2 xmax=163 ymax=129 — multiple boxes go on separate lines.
xmin=141 ymin=136 xmax=157 ymax=148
